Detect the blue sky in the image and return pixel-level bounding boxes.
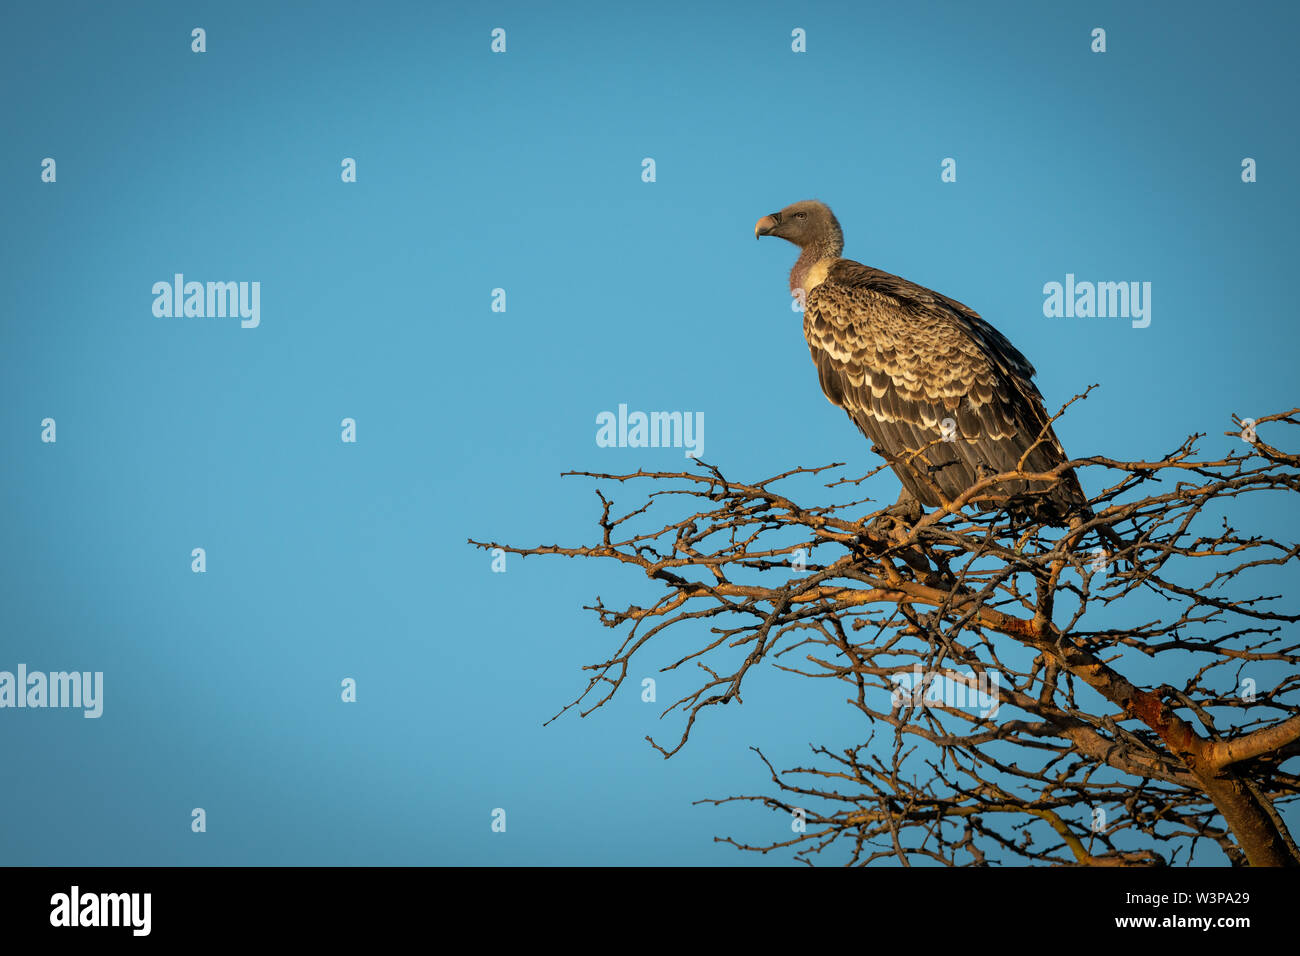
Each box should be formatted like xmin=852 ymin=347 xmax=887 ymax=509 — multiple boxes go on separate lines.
xmin=1 ymin=0 xmax=1296 ymax=865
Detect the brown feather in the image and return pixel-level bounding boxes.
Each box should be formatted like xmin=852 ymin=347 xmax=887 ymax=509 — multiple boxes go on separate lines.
xmin=802 ymin=258 xmax=1086 ymax=522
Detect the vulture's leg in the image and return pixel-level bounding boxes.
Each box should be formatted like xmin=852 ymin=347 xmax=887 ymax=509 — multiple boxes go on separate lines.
xmin=890 ymin=489 xmax=924 ymax=525
xmin=857 ymin=490 xmax=930 ymax=577
xmin=881 ymin=490 xmax=974 ymax=592
xmin=861 ymin=489 xmax=922 ymax=540
xmin=868 ymin=489 xmax=924 ymax=528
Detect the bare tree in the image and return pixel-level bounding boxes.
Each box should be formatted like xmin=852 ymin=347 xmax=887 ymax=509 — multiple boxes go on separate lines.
xmin=471 ymin=400 xmax=1300 ymax=866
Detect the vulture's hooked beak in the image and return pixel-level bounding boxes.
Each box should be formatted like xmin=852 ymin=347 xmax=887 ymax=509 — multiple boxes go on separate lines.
xmin=754 ymin=213 xmax=780 ymax=240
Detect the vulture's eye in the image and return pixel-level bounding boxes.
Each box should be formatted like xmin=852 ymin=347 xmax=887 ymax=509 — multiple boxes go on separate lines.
xmin=796 ymin=212 xmax=808 ymax=220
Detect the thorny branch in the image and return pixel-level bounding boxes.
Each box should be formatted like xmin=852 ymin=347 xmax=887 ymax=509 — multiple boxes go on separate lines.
xmin=471 ymin=403 xmax=1300 ymax=866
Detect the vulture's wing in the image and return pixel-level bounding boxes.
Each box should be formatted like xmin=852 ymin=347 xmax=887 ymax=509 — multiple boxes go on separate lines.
xmin=804 ymin=260 xmax=1084 ymax=517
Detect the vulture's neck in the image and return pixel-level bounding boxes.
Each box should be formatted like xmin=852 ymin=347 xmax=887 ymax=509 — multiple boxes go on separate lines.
xmin=790 ymin=233 xmax=844 ymax=294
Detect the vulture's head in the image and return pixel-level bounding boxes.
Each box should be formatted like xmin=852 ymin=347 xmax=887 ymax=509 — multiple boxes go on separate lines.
xmin=754 ymin=199 xmax=842 ymax=250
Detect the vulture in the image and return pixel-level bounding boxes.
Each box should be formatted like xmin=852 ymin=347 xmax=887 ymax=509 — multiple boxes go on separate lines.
xmin=755 ymin=199 xmax=1087 ymax=525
